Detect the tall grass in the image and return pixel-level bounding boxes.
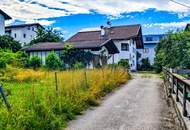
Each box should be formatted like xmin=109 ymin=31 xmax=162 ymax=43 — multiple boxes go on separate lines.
xmin=0 ymin=67 xmax=129 ymax=129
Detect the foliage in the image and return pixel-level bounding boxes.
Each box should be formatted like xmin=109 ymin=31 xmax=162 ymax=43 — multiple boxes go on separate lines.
xmin=0 ymin=35 xmax=21 ymax=52
xmin=61 ymin=44 xmax=93 ymax=68
xmin=73 ymin=61 xmax=84 ymax=70
xmin=45 ymin=51 xmax=64 ymax=70
xmin=154 ymin=30 xmax=190 ymax=72
xmin=0 ymin=50 xmax=29 ymax=69
xmin=30 ymin=28 xmax=64 ymax=45
xmin=138 ymin=58 xmax=152 ymax=71
xmin=0 ymin=68 xmax=129 ymax=129
xmin=118 ymin=59 xmax=130 ymax=69
xmin=29 ymin=56 xmax=41 ymax=69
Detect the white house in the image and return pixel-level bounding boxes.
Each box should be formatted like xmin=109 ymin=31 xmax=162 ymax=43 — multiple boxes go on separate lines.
xmin=138 ymin=34 xmax=165 ymax=65
xmin=5 ymin=23 xmax=44 ymax=46
xmin=66 ymin=24 xmax=144 ymax=71
xmin=0 ymin=10 xmax=11 ymax=35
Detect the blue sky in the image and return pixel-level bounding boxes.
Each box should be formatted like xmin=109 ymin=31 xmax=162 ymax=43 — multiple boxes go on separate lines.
xmin=1 ymin=0 xmax=190 ymax=39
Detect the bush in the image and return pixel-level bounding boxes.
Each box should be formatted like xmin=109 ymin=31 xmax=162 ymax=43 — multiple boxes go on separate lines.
xmin=46 ymin=52 xmax=64 ymax=70
xmin=29 ymin=56 xmax=41 ymax=69
xmin=73 ymin=61 xmax=84 ymax=70
xmin=0 ymin=58 xmax=6 ymax=69
xmin=118 ymin=59 xmax=130 ymax=69
xmin=138 ymin=58 xmax=152 ymax=71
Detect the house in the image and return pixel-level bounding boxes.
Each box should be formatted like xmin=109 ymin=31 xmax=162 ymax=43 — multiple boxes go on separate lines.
xmin=0 ymin=10 xmax=11 ymax=35
xmin=5 ymin=23 xmax=44 ymax=46
xmin=23 ymin=41 xmax=119 ymax=68
xmin=137 ymin=34 xmax=165 ymax=65
xmin=66 ymin=24 xmax=144 ymax=71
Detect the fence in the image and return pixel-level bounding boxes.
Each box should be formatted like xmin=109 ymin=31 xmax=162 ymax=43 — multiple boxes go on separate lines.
xmin=163 ymin=67 xmax=190 ymax=118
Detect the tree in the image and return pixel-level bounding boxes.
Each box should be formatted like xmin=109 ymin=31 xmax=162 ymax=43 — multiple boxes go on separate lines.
xmin=46 ymin=52 xmax=64 ymax=70
xmin=154 ymin=30 xmax=190 ymax=72
xmin=139 ymin=58 xmax=152 ymax=71
xmin=29 ymin=56 xmax=41 ymax=69
xmin=30 ymin=28 xmax=64 ymax=45
xmin=0 ymin=35 xmax=21 ymax=52
xmin=118 ymin=59 xmax=130 ymax=69
xmin=61 ymin=44 xmax=93 ymax=69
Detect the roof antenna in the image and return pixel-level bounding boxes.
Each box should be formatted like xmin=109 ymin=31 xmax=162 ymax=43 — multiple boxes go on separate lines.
xmin=107 ymin=21 xmax=111 ymax=28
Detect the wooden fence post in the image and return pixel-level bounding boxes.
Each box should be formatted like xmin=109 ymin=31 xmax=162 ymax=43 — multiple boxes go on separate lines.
xmin=183 ymin=84 xmax=187 ymax=117
xmin=55 ymin=72 xmax=58 ymax=96
xmin=172 ymin=76 xmax=175 ymax=94
xmin=176 ymin=79 xmax=179 ymax=102
xmin=0 ymin=85 xmax=11 ymax=111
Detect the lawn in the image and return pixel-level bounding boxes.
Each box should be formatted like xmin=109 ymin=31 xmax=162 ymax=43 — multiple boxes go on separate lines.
xmin=0 ymin=67 xmax=129 ymax=130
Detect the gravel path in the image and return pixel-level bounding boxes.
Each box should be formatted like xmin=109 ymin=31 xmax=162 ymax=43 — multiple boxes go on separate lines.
xmin=66 ymin=74 xmax=181 ymax=130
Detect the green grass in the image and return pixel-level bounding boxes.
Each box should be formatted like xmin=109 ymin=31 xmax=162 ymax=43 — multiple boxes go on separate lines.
xmin=0 ymin=67 xmax=129 ymax=130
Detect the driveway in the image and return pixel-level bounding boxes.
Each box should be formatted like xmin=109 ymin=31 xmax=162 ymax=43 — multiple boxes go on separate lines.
xmin=66 ymin=73 xmax=182 ymax=130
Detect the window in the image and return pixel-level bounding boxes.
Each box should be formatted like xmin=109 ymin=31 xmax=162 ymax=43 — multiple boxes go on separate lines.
xmin=32 ymin=27 xmax=35 ymax=31
xmin=14 ymin=33 xmax=17 ymax=38
xmin=27 ymin=27 xmax=30 ymax=30
xmin=121 ymin=43 xmax=129 ymax=51
xmin=23 ymin=34 xmax=26 ymax=38
xmin=143 ymin=48 xmax=149 ymax=53
xmin=146 ymin=37 xmax=153 ymax=41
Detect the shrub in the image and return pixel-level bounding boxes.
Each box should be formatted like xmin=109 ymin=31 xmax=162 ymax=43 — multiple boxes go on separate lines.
xmin=73 ymin=61 xmax=84 ymax=70
xmin=46 ymin=52 xmax=64 ymax=70
xmin=118 ymin=59 xmax=130 ymax=69
xmin=29 ymin=56 xmax=41 ymax=69
xmin=0 ymin=58 xmax=6 ymax=69
xmin=138 ymin=58 xmax=152 ymax=71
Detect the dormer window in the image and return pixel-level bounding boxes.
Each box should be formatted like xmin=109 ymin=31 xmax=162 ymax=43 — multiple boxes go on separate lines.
xmin=23 ymin=34 xmax=26 ymax=38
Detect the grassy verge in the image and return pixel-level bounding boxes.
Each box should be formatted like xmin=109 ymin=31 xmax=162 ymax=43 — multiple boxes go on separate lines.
xmin=0 ymin=67 xmax=129 ymax=130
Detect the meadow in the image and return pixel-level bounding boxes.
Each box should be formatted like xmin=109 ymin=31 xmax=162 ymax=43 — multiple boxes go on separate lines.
xmin=0 ymin=67 xmax=129 ymax=130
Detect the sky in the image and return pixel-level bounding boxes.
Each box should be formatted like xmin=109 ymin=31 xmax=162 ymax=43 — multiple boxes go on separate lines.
xmin=1 ymin=0 xmax=190 ymax=39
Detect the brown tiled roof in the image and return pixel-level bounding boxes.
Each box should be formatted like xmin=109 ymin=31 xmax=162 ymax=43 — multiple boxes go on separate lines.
xmin=0 ymin=9 xmax=11 ymax=20
xmin=23 ymin=42 xmax=65 ymax=52
xmin=66 ymin=24 xmax=143 ymax=49
xmin=22 ymin=40 xmax=119 ymax=54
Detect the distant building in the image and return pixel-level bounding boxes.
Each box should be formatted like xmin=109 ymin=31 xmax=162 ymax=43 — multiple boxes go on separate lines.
xmin=138 ymin=34 xmax=165 ymax=65
xmin=5 ymin=23 xmax=44 ymax=46
xmin=0 ymin=10 xmax=11 ymax=35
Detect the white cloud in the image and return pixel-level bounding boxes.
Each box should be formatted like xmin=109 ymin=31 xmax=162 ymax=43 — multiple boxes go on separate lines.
xmin=143 ymin=21 xmax=189 ymax=30
xmin=1 ymin=0 xmax=190 ymax=25
xmin=25 ymin=19 xmax=55 ymax=26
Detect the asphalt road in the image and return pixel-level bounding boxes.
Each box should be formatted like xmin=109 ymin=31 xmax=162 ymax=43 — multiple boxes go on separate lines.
xmin=66 ymin=74 xmax=176 ymax=130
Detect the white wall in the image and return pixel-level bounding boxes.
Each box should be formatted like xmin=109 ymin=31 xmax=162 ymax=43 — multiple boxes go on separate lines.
xmin=138 ymin=44 xmax=156 ymax=65
xmin=0 ymin=14 xmax=5 ymax=35
xmin=108 ymin=39 xmax=137 ymax=71
xmin=7 ymin=25 xmax=38 ymax=46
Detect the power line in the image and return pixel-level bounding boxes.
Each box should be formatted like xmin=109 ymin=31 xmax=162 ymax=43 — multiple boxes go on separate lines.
xmin=169 ymin=0 xmax=190 ymax=9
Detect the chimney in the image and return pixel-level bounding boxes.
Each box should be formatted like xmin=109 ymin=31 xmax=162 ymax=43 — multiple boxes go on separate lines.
xmin=100 ymin=25 xmax=105 ymax=36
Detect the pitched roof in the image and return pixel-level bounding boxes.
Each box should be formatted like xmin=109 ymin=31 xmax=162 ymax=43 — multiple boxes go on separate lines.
xmin=22 ymin=42 xmax=65 ymax=52
xmin=66 ymin=24 xmax=143 ymax=49
xmin=5 ymin=23 xmax=44 ymax=29
xmin=0 ymin=10 xmax=12 ymax=20
xmin=22 ymin=40 xmax=119 ymax=54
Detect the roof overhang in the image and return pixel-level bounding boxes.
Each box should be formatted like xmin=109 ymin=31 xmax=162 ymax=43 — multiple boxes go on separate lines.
xmin=0 ymin=10 xmax=12 ymax=20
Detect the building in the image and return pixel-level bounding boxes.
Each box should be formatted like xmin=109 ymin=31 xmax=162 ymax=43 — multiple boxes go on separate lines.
xmin=5 ymin=23 xmax=44 ymax=46
xmin=23 ymin=41 xmax=119 ymax=68
xmin=0 ymin=10 xmax=11 ymax=35
xmin=185 ymin=23 xmax=190 ymax=31
xmin=66 ymin=24 xmax=143 ymax=71
xmin=138 ymin=34 xmax=165 ymax=65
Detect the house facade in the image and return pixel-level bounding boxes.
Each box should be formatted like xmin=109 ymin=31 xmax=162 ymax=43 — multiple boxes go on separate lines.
xmin=23 ymin=41 xmax=119 ymax=68
xmin=67 ymin=24 xmax=143 ymax=71
xmin=0 ymin=10 xmax=11 ymax=35
xmin=137 ymin=34 xmax=165 ymax=65
xmin=5 ymin=23 xmax=44 ymax=46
